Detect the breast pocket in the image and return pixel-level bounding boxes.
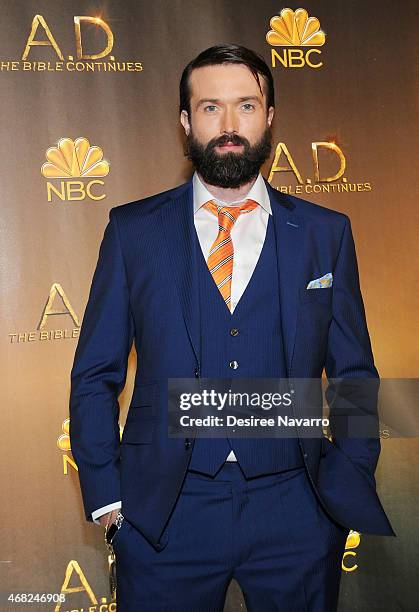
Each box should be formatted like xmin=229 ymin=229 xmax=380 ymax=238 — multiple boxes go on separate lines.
xmin=299 ymin=286 xmax=333 ymax=306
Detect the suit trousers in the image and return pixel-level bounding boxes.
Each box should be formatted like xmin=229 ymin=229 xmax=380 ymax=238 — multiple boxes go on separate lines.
xmin=114 ymin=462 xmax=349 ymax=612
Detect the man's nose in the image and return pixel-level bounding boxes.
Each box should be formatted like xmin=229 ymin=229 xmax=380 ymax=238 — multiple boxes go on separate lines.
xmin=220 ymin=107 xmax=239 ymax=134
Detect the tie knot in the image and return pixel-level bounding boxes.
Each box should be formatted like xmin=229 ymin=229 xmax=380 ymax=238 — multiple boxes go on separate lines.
xmin=203 ymin=199 xmax=258 ymax=233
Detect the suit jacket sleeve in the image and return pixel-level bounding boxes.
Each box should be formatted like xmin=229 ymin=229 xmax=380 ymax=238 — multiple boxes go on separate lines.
xmin=69 ymin=208 xmax=135 ymax=521
xmin=324 ymin=214 xmax=381 ymax=483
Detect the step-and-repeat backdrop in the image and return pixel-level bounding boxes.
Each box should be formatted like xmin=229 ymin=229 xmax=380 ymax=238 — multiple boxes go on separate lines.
xmin=1 ymin=1 xmax=418 ymax=610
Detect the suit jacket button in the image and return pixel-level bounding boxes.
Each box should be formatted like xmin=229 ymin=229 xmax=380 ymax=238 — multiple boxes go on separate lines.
xmin=230 ymin=328 xmax=239 ymax=336
xmin=303 ymin=453 xmax=308 ymax=458
xmin=229 ymin=360 xmax=239 ymax=369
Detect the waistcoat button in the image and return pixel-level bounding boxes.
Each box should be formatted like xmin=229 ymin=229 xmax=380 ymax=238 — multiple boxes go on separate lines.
xmin=230 ymin=328 xmax=239 ymax=336
xmin=229 ymin=360 xmax=239 ymax=369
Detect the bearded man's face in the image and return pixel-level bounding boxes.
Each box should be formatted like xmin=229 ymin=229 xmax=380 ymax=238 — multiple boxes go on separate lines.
xmin=180 ymin=63 xmax=274 ymax=188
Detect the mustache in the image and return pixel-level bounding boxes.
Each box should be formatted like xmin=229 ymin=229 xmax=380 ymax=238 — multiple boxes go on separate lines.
xmin=208 ymin=133 xmax=250 ymax=149
xmin=185 ymin=126 xmax=273 ymax=189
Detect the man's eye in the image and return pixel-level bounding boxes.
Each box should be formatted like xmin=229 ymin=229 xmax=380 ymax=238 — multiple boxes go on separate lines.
xmin=204 ymin=105 xmax=217 ymax=112
xmin=242 ymin=103 xmax=255 ymax=111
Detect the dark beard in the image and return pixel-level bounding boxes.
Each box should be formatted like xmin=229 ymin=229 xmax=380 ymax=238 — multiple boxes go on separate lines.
xmin=185 ymin=127 xmax=272 ymax=189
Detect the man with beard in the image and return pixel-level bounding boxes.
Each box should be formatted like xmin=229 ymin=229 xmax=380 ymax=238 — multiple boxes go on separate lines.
xmin=70 ymin=44 xmax=394 ymax=612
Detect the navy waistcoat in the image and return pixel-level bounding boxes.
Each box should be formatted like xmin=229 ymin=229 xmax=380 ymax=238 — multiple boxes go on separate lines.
xmin=188 ymin=213 xmax=304 ymax=477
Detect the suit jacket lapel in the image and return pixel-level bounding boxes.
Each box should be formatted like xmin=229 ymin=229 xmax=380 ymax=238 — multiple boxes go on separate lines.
xmin=265 ymin=179 xmax=306 ymax=376
xmin=160 ymin=178 xmax=201 ymax=367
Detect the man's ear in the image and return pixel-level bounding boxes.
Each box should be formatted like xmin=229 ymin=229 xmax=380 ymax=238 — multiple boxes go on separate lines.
xmin=180 ymin=110 xmax=190 ymax=135
xmin=267 ymin=106 xmax=275 ymax=128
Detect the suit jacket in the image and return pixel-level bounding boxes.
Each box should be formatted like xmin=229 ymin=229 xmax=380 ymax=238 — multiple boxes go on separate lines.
xmin=69 ymin=176 xmax=395 ymax=549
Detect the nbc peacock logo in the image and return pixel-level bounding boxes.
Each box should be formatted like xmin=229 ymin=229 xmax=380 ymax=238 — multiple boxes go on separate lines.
xmin=342 ymin=530 xmax=361 ymax=572
xmin=57 ymin=418 xmax=71 ymax=452
xmin=57 ymin=417 xmax=124 ymax=475
xmin=266 ymin=8 xmax=326 ymax=69
xmin=41 ymin=137 xmax=110 ymax=202
xmin=57 ymin=418 xmax=77 ymax=475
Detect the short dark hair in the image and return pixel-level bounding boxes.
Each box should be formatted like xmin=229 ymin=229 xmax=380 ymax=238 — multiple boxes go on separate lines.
xmin=179 ymin=43 xmax=275 ymax=116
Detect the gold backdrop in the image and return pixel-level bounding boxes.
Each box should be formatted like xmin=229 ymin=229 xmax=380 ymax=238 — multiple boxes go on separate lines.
xmin=1 ymin=1 xmax=418 ymax=610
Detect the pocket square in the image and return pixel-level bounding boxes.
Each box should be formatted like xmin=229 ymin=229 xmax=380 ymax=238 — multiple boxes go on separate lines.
xmin=306 ymin=272 xmax=333 ymax=289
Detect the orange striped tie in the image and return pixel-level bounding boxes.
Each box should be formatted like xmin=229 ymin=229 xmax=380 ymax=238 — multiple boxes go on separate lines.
xmin=203 ymin=199 xmax=258 ymax=311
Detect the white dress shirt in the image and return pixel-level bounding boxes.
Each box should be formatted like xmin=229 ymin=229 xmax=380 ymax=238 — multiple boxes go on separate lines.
xmin=193 ymin=171 xmax=271 ymax=313
xmin=91 ymin=171 xmax=272 ymax=523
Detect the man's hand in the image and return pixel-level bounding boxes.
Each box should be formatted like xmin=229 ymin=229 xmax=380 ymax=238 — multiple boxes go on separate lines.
xmin=99 ymin=508 xmax=120 ymax=528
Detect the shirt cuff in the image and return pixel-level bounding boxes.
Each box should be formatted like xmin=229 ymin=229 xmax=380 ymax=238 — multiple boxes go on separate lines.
xmin=91 ymin=501 xmax=122 ymax=525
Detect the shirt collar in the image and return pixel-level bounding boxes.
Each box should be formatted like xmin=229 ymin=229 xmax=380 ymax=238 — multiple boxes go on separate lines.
xmin=192 ymin=171 xmax=272 ymax=216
